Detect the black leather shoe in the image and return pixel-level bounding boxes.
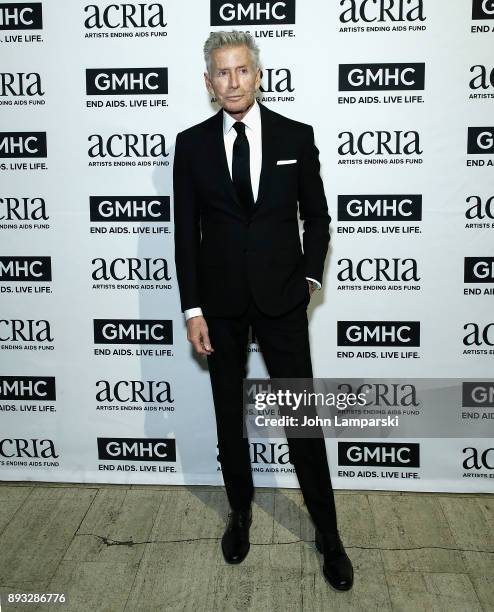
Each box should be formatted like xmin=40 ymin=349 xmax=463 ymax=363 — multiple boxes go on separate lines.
xmin=221 ymin=508 xmax=252 ymax=564
xmin=315 ymin=529 xmax=354 ymax=591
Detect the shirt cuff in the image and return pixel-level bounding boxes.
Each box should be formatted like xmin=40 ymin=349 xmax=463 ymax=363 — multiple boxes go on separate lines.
xmin=306 ymin=277 xmax=321 ymax=290
xmin=184 ymin=307 xmax=203 ymax=321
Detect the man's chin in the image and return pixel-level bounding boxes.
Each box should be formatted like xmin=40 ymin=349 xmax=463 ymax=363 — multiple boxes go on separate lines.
xmin=222 ymin=99 xmax=254 ymax=116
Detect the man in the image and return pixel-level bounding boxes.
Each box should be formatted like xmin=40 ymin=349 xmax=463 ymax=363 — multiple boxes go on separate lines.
xmin=173 ymin=30 xmax=353 ymax=591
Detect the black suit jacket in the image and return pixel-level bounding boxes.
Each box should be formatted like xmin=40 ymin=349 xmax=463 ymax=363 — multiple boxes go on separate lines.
xmin=173 ymin=102 xmax=331 ymax=317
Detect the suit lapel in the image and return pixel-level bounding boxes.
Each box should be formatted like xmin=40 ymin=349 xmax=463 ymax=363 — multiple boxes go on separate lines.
xmin=255 ymin=102 xmax=277 ymax=208
xmin=210 ymin=108 xmax=244 ymax=215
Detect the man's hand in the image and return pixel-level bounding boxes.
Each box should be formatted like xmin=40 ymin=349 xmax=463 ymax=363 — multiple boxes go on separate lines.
xmin=186 ymin=316 xmax=214 ymax=357
xmin=308 ymin=281 xmax=317 ymax=296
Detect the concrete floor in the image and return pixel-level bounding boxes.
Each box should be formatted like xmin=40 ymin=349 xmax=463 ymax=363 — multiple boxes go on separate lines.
xmin=0 ymin=483 xmax=492 ymax=612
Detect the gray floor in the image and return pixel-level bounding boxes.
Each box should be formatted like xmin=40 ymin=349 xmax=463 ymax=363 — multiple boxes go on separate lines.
xmin=0 ymin=482 xmax=492 ymax=612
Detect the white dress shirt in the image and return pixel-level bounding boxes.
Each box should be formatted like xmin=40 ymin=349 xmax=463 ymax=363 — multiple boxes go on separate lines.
xmin=183 ymin=100 xmax=320 ymax=321
xmin=223 ymin=97 xmax=263 ymax=202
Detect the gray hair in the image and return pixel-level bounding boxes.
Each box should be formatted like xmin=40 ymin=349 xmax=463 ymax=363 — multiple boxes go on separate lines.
xmin=203 ymin=30 xmax=260 ymax=75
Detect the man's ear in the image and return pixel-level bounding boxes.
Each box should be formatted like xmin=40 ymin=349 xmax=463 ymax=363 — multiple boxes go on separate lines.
xmin=204 ymin=71 xmax=213 ymax=95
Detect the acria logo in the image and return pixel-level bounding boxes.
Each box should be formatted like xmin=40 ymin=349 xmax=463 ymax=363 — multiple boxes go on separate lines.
xmin=337 ymin=258 xmax=420 ymax=282
xmin=338 ymin=321 xmax=420 ymax=346
xmin=83 ymin=3 xmax=167 ymax=29
xmin=0 ymin=319 xmax=52 ymax=342
xmin=95 ymin=379 xmax=173 ymax=403
xmin=472 ymin=0 xmax=494 ymax=20
xmin=339 ymin=63 xmax=425 ymax=91
xmin=87 ymin=134 xmax=167 ymax=158
xmin=462 ymin=446 xmax=494 ymax=469
xmin=0 ymin=2 xmax=43 ymax=30
xmin=86 ymin=68 xmax=168 ymax=95
xmin=0 ymin=256 xmax=51 ymax=281
xmin=338 ymin=195 xmax=422 ymax=221
xmin=91 ymin=258 xmax=171 ymax=281
xmin=0 ymin=438 xmax=58 ymax=458
xmin=339 ymin=0 xmax=425 ymax=23
xmin=464 ymin=257 xmax=494 ymax=282
xmin=0 ymin=132 xmax=47 ymax=158
xmin=463 ymin=322 xmax=494 ymax=346
xmin=469 ymin=65 xmax=494 ymax=90
xmin=465 ymin=195 xmax=494 ymax=220
xmin=93 ymin=319 xmax=173 ymax=345
xmin=462 ymin=382 xmax=494 ymax=407
xmin=0 ymin=375 xmax=56 ymax=400
xmin=250 ymin=442 xmax=290 ymax=464
xmin=468 ymin=127 xmax=494 ymax=154
xmin=338 ymin=442 xmax=420 ymax=467
xmin=210 ymin=1 xmax=295 ymax=25
xmin=0 ymin=197 xmax=48 ymax=221
xmin=90 ymin=196 xmax=170 ymax=222
xmin=338 ymin=131 xmax=422 ymax=155
xmin=97 ymin=437 xmax=176 ymax=461
xmin=339 ymin=382 xmax=419 ymax=408
xmin=259 ymin=68 xmax=293 ymax=94
xmin=0 ymin=72 xmax=44 ymax=97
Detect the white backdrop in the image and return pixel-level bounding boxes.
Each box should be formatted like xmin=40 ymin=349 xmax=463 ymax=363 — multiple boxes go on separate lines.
xmin=1 ymin=0 xmax=494 ymax=492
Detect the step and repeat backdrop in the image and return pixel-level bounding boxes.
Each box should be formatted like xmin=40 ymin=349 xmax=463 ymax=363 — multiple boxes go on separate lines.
xmin=1 ymin=0 xmax=494 ymax=492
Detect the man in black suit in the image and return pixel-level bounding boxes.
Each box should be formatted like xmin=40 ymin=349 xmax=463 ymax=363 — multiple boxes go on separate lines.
xmin=173 ymin=30 xmax=353 ymax=591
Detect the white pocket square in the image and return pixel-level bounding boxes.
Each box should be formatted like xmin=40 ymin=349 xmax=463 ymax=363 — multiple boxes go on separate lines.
xmin=276 ymin=159 xmax=297 ymax=165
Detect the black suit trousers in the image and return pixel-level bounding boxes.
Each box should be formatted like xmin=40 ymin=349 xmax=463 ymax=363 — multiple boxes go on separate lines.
xmin=205 ymin=291 xmax=338 ymax=534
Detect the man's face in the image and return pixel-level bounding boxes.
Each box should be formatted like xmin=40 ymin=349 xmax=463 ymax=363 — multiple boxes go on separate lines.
xmin=204 ymin=45 xmax=261 ymax=118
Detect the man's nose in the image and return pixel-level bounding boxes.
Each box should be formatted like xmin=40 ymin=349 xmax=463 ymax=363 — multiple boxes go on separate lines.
xmin=229 ymin=73 xmax=239 ymax=89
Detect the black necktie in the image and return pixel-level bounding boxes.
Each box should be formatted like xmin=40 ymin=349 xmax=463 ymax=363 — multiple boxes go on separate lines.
xmin=232 ymin=121 xmax=254 ymax=215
